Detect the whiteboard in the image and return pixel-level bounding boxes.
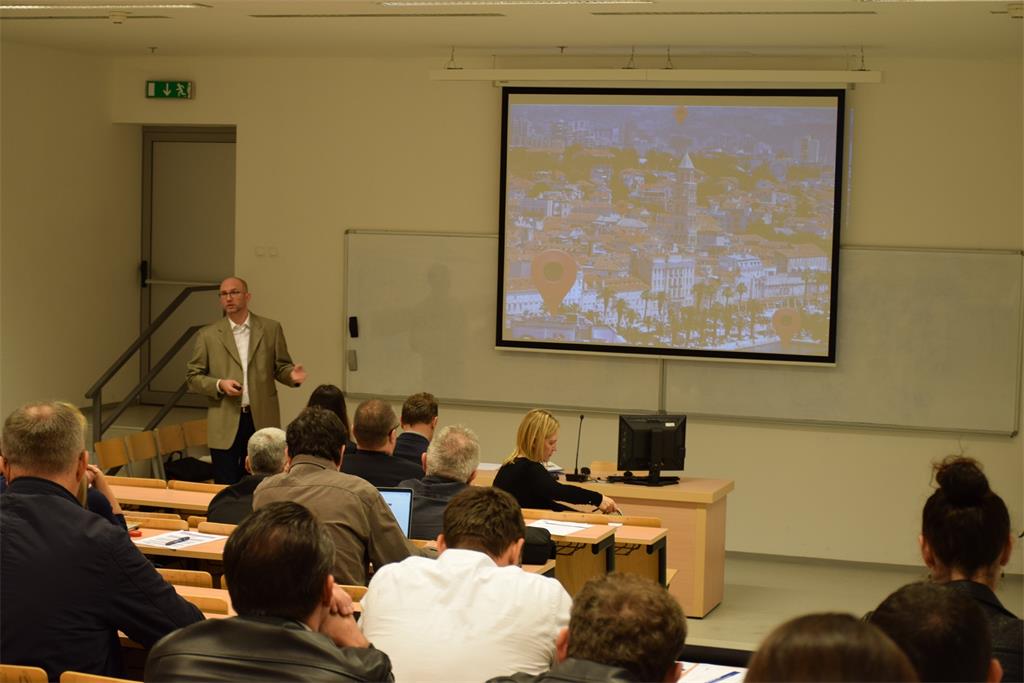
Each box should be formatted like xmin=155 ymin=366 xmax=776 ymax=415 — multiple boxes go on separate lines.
xmin=665 ymin=248 xmax=1022 ymax=434
xmin=344 ymin=231 xmax=662 ymax=412
xmin=345 ymin=232 xmax=1022 ymax=435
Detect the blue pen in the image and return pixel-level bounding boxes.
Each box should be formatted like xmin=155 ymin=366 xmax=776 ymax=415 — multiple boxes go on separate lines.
xmin=165 ymin=536 xmax=190 ymax=547
xmin=704 ymin=671 xmax=741 ymax=683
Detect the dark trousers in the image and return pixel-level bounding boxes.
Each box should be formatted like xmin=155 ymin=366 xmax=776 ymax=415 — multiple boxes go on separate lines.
xmin=210 ymin=410 xmax=255 ymax=484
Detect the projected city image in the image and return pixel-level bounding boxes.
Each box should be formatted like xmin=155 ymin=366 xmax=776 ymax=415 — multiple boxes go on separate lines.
xmin=500 ymin=92 xmax=842 ymax=360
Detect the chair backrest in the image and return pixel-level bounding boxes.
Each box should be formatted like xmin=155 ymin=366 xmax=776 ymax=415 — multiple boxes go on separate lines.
xmin=521 ymin=508 xmax=662 ymax=527
xmin=197 ymin=521 xmax=236 ymax=536
xmin=186 ymin=515 xmax=207 ymax=528
xmin=182 ymin=594 xmax=230 ymax=614
xmin=0 ymin=664 xmax=49 ymax=683
xmin=110 ymin=475 xmax=166 ymax=489
xmin=93 ymin=437 xmax=129 ymax=470
xmin=125 ymin=431 xmax=166 ymax=479
xmin=123 ymin=511 xmax=182 ymax=522
xmin=157 ymin=567 xmax=214 ymax=588
xmin=181 ymin=419 xmax=208 ymax=448
xmin=60 ymin=671 xmax=140 ymax=683
xmin=155 ymin=423 xmax=187 ymax=456
xmin=135 ymin=517 xmax=188 ymax=531
xmin=168 ymin=480 xmax=226 ymax=494
xmin=339 ymin=584 xmax=367 ymax=601
xmin=589 ymin=459 xmax=618 ymax=475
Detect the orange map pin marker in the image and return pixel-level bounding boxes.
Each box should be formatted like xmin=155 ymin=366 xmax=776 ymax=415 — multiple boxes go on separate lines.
xmin=531 ymin=250 xmax=577 ymax=314
xmin=772 ymin=308 xmax=802 ymax=348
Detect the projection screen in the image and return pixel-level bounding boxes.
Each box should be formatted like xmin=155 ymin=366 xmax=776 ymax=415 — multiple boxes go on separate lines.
xmin=497 ymin=87 xmax=845 ymax=364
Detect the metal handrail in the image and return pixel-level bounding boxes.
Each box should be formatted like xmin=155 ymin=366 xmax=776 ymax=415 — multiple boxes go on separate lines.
xmin=86 ymin=284 xmax=217 ymax=446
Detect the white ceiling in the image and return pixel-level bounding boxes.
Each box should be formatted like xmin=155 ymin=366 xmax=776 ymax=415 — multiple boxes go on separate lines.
xmin=0 ymin=0 xmax=1020 ymax=60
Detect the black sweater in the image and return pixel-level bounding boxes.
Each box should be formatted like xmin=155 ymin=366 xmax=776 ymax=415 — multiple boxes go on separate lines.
xmin=493 ymin=458 xmax=601 ymax=512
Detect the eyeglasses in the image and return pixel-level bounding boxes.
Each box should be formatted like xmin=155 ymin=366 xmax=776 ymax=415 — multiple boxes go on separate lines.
xmin=219 ymin=289 xmax=245 ymax=298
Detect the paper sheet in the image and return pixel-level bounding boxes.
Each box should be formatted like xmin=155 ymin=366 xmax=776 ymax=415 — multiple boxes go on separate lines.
xmin=527 ymin=519 xmax=591 ymax=536
xmin=133 ymin=530 xmax=224 ymax=550
xmin=678 ymin=662 xmax=746 ymax=683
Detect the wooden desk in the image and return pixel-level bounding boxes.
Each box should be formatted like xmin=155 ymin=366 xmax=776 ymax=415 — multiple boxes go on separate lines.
xmin=111 ymin=484 xmax=214 ymax=513
xmin=133 ymin=527 xmax=228 ymax=561
xmin=531 ymin=523 xmax=616 ymax=597
xmin=611 ymin=524 xmax=669 ymax=586
xmin=580 ymin=478 xmax=734 ymax=617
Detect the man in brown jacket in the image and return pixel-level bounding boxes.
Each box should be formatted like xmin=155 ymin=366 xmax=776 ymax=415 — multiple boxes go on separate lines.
xmin=253 ymin=406 xmax=415 ymax=585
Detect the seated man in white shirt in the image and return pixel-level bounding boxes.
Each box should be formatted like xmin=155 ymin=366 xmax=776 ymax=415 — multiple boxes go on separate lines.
xmin=359 ymin=486 xmax=571 ymax=682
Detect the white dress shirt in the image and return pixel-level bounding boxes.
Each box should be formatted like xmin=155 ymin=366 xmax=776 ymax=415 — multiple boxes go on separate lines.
xmin=229 ymin=314 xmax=251 ymax=407
xmin=359 ymin=548 xmax=571 ymax=683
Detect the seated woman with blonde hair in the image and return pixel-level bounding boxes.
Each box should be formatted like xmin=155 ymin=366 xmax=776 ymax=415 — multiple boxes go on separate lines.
xmin=493 ymin=409 xmax=618 ymax=514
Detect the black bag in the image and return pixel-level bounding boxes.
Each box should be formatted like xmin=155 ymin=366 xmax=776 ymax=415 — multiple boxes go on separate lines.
xmin=523 ymin=526 xmax=554 ymax=565
xmin=163 ymin=456 xmax=213 ymax=482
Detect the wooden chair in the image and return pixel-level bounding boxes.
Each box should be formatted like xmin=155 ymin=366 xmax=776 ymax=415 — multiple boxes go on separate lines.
xmin=521 ymin=508 xmax=662 ymax=528
xmin=181 ymin=419 xmax=208 ymax=448
xmin=182 ymin=594 xmax=229 ymax=614
xmin=125 ymin=431 xmax=166 ymax=480
xmin=588 ymin=459 xmax=618 ymax=476
xmin=197 ymin=521 xmax=236 ymax=536
xmin=124 ymin=511 xmax=182 ymax=522
xmin=155 ymin=423 xmax=187 ymax=459
xmin=60 ymin=671 xmax=140 ymax=683
xmin=93 ymin=436 xmax=130 ymax=473
xmin=131 ymin=517 xmax=188 ymax=530
xmin=0 ymin=664 xmax=49 ymax=683
xmin=110 ymin=476 xmax=166 ymax=489
xmin=339 ymin=584 xmax=367 ymax=601
xmin=169 ymin=480 xmax=226 ymax=494
xmin=186 ymin=515 xmax=207 ymax=528
xmin=157 ymin=568 xmax=214 ymax=588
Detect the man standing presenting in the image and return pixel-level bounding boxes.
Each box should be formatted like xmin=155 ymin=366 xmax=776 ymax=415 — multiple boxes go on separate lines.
xmin=187 ymin=276 xmax=306 ymax=484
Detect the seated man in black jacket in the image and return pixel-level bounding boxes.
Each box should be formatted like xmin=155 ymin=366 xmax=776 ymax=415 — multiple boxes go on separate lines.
xmin=398 ymin=424 xmax=478 ymax=540
xmin=207 ymin=427 xmax=286 ymax=524
xmin=489 ymin=573 xmax=686 ymax=683
xmin=145 ymin=501 xmax=394 ymax=682
xmin=342 ymin=399 xmax=422 ymax=487
xmin=0 ymin=401 xmax=203 ymax=680
xmin=392 ymin=392 xmax=437 ymax=467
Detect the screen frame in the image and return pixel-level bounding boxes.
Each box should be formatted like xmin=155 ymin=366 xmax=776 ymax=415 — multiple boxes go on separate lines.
xmin=616 ymin=413 xmax=687 ymax=472
xmin=496 ymin=86 xmax=845 ymax=364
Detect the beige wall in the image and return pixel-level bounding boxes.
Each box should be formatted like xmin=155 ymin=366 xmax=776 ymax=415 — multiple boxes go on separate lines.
xmin=6 ymin=46 xmax=1021 ymax=570
xmin=0 ymin=42 xmax=140 ymax=418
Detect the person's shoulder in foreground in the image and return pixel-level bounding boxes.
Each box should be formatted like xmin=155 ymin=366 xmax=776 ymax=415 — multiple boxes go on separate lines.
xmin=359 ymin=487 xmax=571 ymax=683
xmin=487 ymin=573 xmax=687 ymax=683
xmin=145 ymin=501 xmax=393 ymax=682
xmin=0 ymin=401 xmax=202 ymax=680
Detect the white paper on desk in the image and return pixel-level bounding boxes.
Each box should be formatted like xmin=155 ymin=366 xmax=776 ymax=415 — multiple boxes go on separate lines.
xmin=133 ymin=530 xmax=224 ymax=549
xmin=528 ymin=519 xmax=592 ymax=536
xmin=677 ymin=662 xmax=746 ymax=683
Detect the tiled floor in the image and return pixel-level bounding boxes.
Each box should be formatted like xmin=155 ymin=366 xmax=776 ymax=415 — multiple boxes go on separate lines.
xmin=687 ymin=552 xmax=1024 ymax=651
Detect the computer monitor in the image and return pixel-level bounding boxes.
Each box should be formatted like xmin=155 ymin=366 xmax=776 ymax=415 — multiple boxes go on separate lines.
xmin=613 ymin=414 xmax=686 ymax=487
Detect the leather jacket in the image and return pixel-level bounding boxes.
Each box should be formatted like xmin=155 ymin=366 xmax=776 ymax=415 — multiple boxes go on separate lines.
xmin=487 ymin=658 xmax=641 ymax=683
xmin=145 ymin=615 xmax=394 ymax=682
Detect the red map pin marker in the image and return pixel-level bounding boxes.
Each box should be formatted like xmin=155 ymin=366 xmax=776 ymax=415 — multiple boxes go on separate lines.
xmin=531 ymin=250 xmax=577 ymax=314
xmin=772 ymin=308 xmax=802 ymax=348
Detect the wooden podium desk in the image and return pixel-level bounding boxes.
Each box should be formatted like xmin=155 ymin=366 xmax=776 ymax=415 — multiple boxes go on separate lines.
xmin=578 ymin=478 xmax=734 ymax=618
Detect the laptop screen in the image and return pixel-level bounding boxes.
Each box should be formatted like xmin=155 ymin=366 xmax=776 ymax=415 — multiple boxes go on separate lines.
xmin=378 ymin=487 xmax=413 ymax=538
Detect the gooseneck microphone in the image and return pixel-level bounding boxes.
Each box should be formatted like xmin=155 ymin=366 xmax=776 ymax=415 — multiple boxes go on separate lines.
xmin=565 ymin=414 xmax=588 ymax=482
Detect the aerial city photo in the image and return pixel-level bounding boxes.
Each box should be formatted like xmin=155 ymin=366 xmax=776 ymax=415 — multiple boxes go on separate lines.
xmin=500 ymin=97 xmax=841 ymax=358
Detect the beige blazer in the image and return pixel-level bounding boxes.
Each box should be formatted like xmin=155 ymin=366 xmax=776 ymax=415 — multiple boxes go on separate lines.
xmin=186 ymin=313 xmax=298 ymax=450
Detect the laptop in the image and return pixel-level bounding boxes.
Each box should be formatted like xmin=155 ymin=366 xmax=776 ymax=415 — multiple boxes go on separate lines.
xmin=378 ymin=487 xmax=414 ymax=538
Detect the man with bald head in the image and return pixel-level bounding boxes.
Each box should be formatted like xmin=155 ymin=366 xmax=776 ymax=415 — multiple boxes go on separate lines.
xmin=187 ymin=276 xmax=307 ymax=483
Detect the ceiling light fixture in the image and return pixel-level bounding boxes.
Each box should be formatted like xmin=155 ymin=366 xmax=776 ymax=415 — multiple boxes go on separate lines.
xmin=382 ymin=0 xmax=651 ymax=6
xmin=0 ymin=2 xmax=207 ymax=8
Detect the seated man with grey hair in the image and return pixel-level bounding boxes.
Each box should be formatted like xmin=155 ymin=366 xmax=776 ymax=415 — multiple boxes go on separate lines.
xmin=207 ymin=427 xmax=286 ymax=524
xmin=0 ymin=401 xmax=203 ymax=680
xmin=397 ymin=424 xmax=479 ymax=540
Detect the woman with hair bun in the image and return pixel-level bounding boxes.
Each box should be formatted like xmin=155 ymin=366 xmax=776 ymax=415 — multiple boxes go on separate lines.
xmin=920 ymin=456 xmax=1021 ymax=682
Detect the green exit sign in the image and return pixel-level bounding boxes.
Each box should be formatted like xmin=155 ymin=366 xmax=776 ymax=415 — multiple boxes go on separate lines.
xmin=146 ymin=81 xmax=193 ymax=99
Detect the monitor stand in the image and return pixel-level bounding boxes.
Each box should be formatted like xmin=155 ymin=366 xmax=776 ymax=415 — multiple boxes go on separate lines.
xmin=606 ymin=468 xmax=680 ymax=487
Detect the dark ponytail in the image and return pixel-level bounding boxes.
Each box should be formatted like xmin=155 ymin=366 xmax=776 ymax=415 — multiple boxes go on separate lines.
xmin=922 ymin=456 xmax=1009 ymax=577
